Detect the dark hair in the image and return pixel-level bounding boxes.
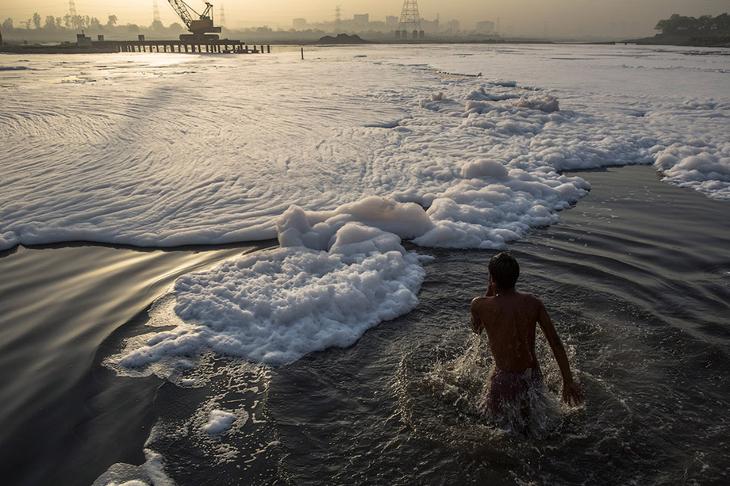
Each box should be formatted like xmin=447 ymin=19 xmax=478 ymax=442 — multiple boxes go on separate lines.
xmin=488 ymin=252 xmax=519 ymax=290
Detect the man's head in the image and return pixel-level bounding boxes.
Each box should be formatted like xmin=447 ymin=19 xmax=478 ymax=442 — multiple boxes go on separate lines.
xmin=488 ymin=252 xmax=520 ymax=290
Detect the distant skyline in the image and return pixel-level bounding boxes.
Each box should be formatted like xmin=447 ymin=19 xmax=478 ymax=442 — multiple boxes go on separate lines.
xmin=1 ymin=1 xmax=728 ymax=38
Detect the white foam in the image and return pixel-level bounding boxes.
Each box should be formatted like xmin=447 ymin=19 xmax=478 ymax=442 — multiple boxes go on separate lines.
xmin=512 ymin=93 xmax=560 ymax=113
xmin=460 ymin=158 xmax=509 ymax=180
xmin=7 ymin=45 xmax=726 ymax=368
xmin=276 ymin=196 xmax=433 ymax=251
xmin=412 ymin=166 xmax=588 ymax=249
xmin=111 ymin=222 xmax=425 ymax=367
xmin=92 ymin=444 xmax=172 ymax=486
xmin=203 ymin=409 xmax=237 ymax=436
xmin=654 ymin=144 xmax=730 ymax=199
xmin=1 ymin=45 xmax=728 ymax=253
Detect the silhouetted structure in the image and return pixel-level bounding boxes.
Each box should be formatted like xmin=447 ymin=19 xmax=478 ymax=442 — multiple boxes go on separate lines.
xmin=162 ymin=1 xmax=256 ymax=52
xmin=1 ymin=0 xmax=269 ymax=55
xmin=76 ymin=32 xmax=91 ymax=46
xmin=396 ymin=0 xmax=424 ymax=40
xmin=153 ymin=0 xmax=161 ymax=23
xmin=167 ymin=0 xmax=221 ymax=38
xmin=113 ymin=38 xmax=268 ymax=53
xmin=219 ymin=3 xmax=226 ymax=27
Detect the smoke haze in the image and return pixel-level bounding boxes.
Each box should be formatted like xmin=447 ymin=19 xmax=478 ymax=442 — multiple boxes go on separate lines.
xmin=1 ymin=0 xmax=728 ymax=38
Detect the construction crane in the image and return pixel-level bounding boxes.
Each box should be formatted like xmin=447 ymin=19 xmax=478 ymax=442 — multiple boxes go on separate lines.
xmin=167 ymin=1 xmax=222 ymax=37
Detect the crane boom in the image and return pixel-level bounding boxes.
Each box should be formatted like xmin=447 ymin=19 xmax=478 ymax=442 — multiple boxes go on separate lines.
xmin=167 ymin=0 xmax=195 ymax=28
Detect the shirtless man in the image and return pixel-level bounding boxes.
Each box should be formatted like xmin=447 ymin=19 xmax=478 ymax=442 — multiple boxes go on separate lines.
xmin=471 ymin=252 xmax=583 ymax=416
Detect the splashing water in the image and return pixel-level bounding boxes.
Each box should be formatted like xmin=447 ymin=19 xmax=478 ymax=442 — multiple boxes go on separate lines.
xmin=397 ymin=329 xmax=580 ymax=454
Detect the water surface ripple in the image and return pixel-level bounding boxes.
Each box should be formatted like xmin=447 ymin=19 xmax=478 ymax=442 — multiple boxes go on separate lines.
xmin=1 ymin=167 xmax=728 ymax=485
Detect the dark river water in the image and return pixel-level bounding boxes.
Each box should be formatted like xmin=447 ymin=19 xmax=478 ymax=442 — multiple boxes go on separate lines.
xmin=1 ymin=166 xmax=729 ymax=485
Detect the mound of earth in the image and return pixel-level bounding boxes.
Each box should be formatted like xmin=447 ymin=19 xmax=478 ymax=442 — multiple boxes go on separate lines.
xmin=318 ymin=34 xmax=368 ymax=44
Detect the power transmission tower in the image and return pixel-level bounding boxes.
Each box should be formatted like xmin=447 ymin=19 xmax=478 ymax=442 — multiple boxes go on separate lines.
xmin=219 ymin=3 xmax=226 ymax=27
xmin=153 ymin=0 xmax=161 ymax=23
xmin=335 ymin=5 xmax=341 ymax=31
xmin=398 ymin=0 xmax=423 ymax=40
xmin=68 ymin=0 xmax=79 ymax=31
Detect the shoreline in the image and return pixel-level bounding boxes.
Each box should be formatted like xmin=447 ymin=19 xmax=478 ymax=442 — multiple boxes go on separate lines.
xmin=4 ymin=39 xmax=729 ymax=55
xmin=0 ymin=39 xmax=544 ymax=56
xmin=628 ymin=34 xmax=730 ymax=49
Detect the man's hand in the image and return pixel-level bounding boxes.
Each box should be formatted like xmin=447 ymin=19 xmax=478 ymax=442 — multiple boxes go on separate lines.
xmin=562 ymin=380 xmax=584 ymax=406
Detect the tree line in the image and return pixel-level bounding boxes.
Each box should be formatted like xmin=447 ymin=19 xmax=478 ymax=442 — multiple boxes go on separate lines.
xmin=655 ymin=13 xmax=730 ymax=36
xmin=1 ymin=12 xmax=186 ymax=40
xmin=3 ymin=13 xmax=122 ymax=32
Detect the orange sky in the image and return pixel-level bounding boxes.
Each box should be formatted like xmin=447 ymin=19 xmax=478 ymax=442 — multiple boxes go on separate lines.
xmin=1 ymin=0 xmax=727 ymax=36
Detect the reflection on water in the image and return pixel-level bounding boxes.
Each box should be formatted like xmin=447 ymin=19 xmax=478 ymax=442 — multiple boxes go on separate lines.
xmin=0 ymin=243 xmax=263 ymax=486
xmin=262 ymin=166 xmax=730 ymax=485
xmin=1 ymin=166 xmax=729 ymax=485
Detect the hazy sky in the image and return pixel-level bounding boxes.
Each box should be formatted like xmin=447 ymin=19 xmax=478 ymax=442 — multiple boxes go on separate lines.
xmin=1 ymin=1 xmax=728 ymax=37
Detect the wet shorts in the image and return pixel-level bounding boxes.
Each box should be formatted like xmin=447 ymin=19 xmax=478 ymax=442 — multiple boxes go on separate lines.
xmin=485 ymin=366 xmax=543 ymax=415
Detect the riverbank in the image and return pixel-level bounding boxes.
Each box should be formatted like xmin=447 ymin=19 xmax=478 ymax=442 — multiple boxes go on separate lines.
xmin=0 ymin=43 xmax=118 ymax=54
xmin=0 ymin=37 xmax=538 ymax=55
xmin=631 ymin=34 xmax=730 ymax=48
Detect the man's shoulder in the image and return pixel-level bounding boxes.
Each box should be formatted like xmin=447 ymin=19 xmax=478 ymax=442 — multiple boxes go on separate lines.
xmin=471 ymin=296 xmax=495 ymax=309
xmin=518 ymin=292 xmax=544 ymax=308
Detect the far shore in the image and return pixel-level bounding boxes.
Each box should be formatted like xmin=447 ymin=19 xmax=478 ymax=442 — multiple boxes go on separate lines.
xmin=2 ymin=36 xmax=729 ymax=55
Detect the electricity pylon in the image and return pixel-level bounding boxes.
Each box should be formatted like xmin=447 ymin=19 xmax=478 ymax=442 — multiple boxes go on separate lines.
xmin=397 ymin=0 xmax=424 ymax=40
xmin=219 ymin=3 xmax=226 ymax=27
xmin=153 ymin=0 xmax=161 ymax=23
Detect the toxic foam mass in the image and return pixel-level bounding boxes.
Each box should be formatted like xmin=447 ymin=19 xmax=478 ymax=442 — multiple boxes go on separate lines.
xmin=3 ymin=44 xmax=729 ymax=366
xmin=203 ymin=410 xmax=237 ymax=436
xmin=113 ymin=221 xmax=425 ymax=366
xmin=2 ymin=45 xmax=729 ymax=253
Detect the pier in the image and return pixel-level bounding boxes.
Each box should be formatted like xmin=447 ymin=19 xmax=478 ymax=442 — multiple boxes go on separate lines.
xmin=0 ymin=37 xmax=272 ymax=55
xmin=110 ymin=39 xmax=271 ymax=54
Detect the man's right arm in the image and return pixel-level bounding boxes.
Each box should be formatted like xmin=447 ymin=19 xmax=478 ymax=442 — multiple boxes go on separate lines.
xmin=536 ymin=299 xmax=584 ymax=406
xmin=470 ymin=298 xmax=483 ymax=334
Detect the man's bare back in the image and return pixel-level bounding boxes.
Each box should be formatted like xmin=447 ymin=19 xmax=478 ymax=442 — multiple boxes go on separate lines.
xmin=471 ymin=253 xmax=583 ymax=409
xmin=471 ymin=291 xmax=542 ymax=372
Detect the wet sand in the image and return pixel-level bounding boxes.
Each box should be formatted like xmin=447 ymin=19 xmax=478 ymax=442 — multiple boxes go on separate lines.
xmin=1 ymin=166 xmax=729 ymax=485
